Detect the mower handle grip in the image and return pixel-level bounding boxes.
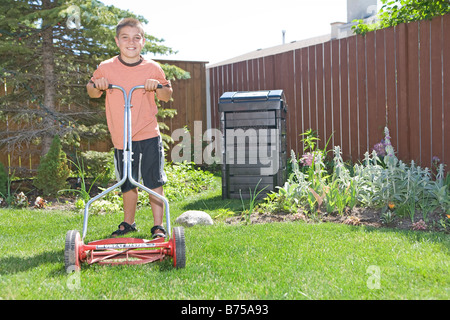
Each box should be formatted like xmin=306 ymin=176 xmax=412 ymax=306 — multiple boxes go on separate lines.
xmin=92 ymin=83 xmax=163 ymax=90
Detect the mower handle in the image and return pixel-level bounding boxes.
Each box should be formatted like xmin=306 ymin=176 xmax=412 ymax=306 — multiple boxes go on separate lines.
xmin=92 ymin=83 xmax=163 ymax=90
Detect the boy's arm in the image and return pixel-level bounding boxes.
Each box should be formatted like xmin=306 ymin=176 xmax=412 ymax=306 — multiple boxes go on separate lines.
xmin=144 ymin=79 xmax=172 ymax=103
xmin=86 ymin=82 xmax=102 ymax=98
xmin=87 ymin=77 xmax=110 ymax=98
xmin=156 ymin=84 xmax=172 ymax=103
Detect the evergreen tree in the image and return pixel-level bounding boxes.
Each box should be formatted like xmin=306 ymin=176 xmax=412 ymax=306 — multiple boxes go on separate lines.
xmin=0 ymin=0 xmax=189 ymax=155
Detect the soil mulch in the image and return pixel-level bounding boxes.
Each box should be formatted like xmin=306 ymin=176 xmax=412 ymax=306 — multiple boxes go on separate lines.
xmin=225 ymin=206 xmax=449 ymax=233
xmin=6 ymin=178 xmax=449 ymax=233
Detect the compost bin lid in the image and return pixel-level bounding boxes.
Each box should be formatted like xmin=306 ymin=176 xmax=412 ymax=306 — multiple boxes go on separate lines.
xmin=219 ymin=90 xmax=284 ymax=103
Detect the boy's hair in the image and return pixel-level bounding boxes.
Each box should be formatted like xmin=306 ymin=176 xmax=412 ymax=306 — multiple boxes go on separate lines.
xmin=116 ymin=18 xmax=145 ymax=37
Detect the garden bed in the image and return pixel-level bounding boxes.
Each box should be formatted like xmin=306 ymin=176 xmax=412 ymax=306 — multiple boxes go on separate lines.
xmin=225 ymin=206 xmax=448 ymax=233
xmin=5 ymin=176 xmax=449 ymax=233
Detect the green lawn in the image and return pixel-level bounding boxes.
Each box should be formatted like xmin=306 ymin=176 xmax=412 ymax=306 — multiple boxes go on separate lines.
xmin=0 ymin=183 xmax=449 ymax=300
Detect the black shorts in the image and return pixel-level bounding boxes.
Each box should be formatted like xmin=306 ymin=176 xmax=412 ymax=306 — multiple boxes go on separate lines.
xmin=114 ymin=136 xmax=167 ymax=193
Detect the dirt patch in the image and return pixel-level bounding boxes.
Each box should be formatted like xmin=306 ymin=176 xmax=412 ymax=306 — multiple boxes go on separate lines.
xmin=3 ymin=178 xmax=99 ymax=211
xmin=225 ymin=206 xmax=449 ymax=233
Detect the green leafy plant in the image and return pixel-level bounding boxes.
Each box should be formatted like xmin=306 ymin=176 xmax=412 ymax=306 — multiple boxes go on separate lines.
xmin=79 ymin=150 xmax=115 ymax=187
xmin=33 ymin=135 xmax=71 ymax=196
xmin=261 ymin=126 xmax=449 ymax=225
xmin=162 ymin=161 xmax=215 ymax=202
xmin=0 ymin=161 xmax=8 ymax=197
xmin=437 ymin=215 xmax=450 ymax=232
xmin=328 ymin=146 xmax=357 ymax=215
xmin=240 ymin=179 xmax=267 ymax=224
xmin=353 ymin=0 xmax=450 ymax=35
xmin=381 ymin=210 xmax=397 ymax=226
xmin=0 ymin=166 xmax=13 ymax=207
xmin=433 ymin=163 xmax=450 ymax=214
xmin=59 ymin=154 xmax=101 ymax=206
xmin=300 ymin=129 xmax=320 ymax=153
xmin=79 ymin=188 xmax=123 ymax=215
xmin=324 ymin=181 xmax=338 ymax=214
xmin=346 ymin=180 xmax=358 ymax=211
xmin=262 ymin=157 xmax=310 ymax=214
xmin=0 ymin=170 xmax=29 ymax=208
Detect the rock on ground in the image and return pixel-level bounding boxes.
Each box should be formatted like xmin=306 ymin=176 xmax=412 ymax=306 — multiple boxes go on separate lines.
xmin=175 ymin=210 xmax=214 ymax=227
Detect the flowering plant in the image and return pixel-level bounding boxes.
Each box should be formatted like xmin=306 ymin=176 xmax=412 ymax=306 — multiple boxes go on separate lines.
xmin=299 ymin=151 xmax=323 ymax=167
xmin=373 ymin=139 xmax=387 ymax=157
xmin=263 ymin=126 xmax=448 ymax=225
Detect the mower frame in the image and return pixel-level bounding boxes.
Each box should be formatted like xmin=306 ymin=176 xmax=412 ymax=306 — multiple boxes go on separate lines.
xmin=64 ymin=84 xmax=185 ymax=272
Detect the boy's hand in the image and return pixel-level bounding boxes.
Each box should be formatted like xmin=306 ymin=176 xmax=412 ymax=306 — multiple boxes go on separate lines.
xmin=144 ymin=79 xmax=160 ymax=92
xmin=87 ymin=77 xmax=109 ymax=98
xmin=93 ymin=77 xmax=110 ymax=91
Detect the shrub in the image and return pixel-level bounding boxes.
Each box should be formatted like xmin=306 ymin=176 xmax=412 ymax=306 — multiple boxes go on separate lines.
xmin=0 ymin=161 xmax=7 ymax=197
xmin=163 ymin=161 xmax=215 ymax=201
xmin=34 ymin=135 xmax=71 ymax=196
xmin=76 ymin=161 xmax=217 ymax=213
xmin=80 ymin=149 xmax=115 ymax=187
xmin=137 ymin=161 xmax=216 ymax=206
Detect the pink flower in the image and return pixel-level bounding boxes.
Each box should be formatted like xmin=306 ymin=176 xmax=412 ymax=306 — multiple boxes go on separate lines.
xmin=299 ymin=152 xmax=322 ymax=167
xmin=300 ymin=153 xmax=314 ymax=166
xmin=412 ymin=220 xmax=427 ymax=231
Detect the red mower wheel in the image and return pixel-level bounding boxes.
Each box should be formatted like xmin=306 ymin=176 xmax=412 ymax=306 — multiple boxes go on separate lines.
xmin=65 ymin=230 xmax=82 ymax=273
xmin=172 ymin=227 xmax=186 ymax=269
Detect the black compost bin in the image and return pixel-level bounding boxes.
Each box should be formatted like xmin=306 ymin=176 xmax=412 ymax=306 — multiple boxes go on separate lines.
xmin=219 ymin=90 xmax=287 ymax=199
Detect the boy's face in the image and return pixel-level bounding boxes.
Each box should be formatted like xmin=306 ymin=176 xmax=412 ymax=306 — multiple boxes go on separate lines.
xmin=115 ymin=26 xmax=145 ymax=62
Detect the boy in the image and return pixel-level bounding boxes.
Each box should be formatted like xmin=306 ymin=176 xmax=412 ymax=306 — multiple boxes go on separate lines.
xmin=87 ymin=18 xmax=172 ymax=238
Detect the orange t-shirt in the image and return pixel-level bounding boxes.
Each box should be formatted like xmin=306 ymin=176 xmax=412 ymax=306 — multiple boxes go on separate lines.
xmin=91 ymin=56 xmax=170 ymax=150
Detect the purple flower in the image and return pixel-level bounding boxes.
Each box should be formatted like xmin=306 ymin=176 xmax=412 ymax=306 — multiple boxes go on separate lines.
xmin=373 ymin=140 xmax=386 ymax=156
xmin=432 ymin=156 xmax=440 ymax=163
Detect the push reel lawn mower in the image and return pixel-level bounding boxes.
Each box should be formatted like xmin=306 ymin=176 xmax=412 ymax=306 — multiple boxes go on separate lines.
xmin=64 ymin=84 xmax=186 ymax=272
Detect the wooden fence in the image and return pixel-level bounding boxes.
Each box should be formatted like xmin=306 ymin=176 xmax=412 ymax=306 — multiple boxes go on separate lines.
xmin=0 ymin=59 xmax=208 ymax=176
xmin=208 ymin=14 xmax=450 ymax=173
xmin=157 ymin=59 xmax=209 ymax=144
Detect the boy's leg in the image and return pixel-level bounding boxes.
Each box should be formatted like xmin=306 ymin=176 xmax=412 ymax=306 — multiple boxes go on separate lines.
xmin=122 ymin=188 xmax=138 ymax=226
xmin=118 ymin=186 xmax=162 ymax=232
xmin=141 ymin=136 xmax=167 ymax=235
xmin=149 ymin=186 xmax=164 ymax=226
xmin=112 ymin=148 xmax=139 ymax=235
